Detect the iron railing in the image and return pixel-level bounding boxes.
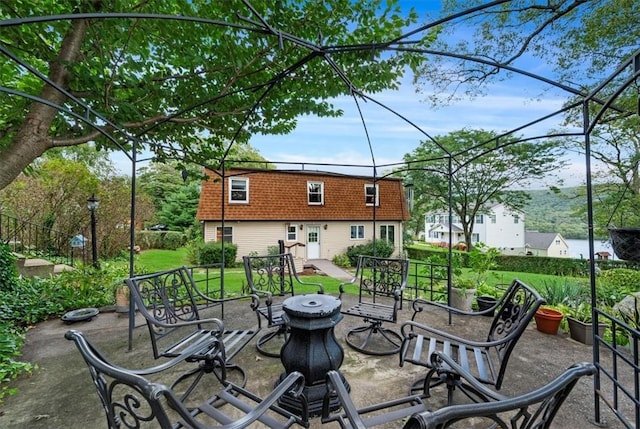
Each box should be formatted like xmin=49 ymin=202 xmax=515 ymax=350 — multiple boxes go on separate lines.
xmin=0 ymin=212 xmax=85 ymax=267
xmin=594 ymin=309 xmax=640 ymax=429
xmin=406 ymin=260 xmax=449 ymax=302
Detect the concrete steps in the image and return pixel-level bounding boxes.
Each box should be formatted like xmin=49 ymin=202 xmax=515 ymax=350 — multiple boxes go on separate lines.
xmin=14 ymin=253 xmax=73 ymax=277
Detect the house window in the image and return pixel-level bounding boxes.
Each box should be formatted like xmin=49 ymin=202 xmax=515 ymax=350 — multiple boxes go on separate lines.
xmin=229 ymin=178 xmax=248 ymax=203
xmin=350 ymin=225 xmax=365 ymax=240
xmin=555 ymin=239 xmax=560 ymax=245
xmin=286 ymin=225 xmax=297 ymax=241
xmin=490 ymin=214 xmax=496 ymax=224
xmin=472 ymin=233 xmax=480 ymax=243
xmin=475 ymin=214 xmax=484 ymax=224
xmin=365 ymin=184 xmax=379 ymax=206
xmin=425 ymin=214 xmax=436 ymax=223
xmin=216 ymin=226 xmax=233 ymax=243
xmin=513 ymin=214 xmax=520 ymax=224
xmin=308 ymin=181 xmax=324 ymax=205
xmin=379 ymin=224 xmax=395 ymax=244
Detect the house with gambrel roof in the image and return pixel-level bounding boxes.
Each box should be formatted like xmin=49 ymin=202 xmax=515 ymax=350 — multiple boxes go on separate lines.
xmin=196 ymin=168 xmax=410 ymax=262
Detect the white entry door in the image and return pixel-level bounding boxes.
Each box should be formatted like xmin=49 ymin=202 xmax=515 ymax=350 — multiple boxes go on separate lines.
xmin=307 ymin=225 xmax=320 ymax=259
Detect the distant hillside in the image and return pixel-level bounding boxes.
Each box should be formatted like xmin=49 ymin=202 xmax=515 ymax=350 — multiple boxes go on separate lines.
xmin=523 ymin=187 xmax=588 ymax=239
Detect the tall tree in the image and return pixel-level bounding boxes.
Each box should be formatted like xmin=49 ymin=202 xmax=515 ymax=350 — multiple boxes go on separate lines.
xmin=402 ymin=129 xmax=566 ymax=250
xmin=0 ymin=1 xmax=427 ymax=191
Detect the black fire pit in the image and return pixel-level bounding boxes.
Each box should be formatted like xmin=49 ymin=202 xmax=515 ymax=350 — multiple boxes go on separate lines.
xmin=276 ymin=293 xmax=350 ymax=420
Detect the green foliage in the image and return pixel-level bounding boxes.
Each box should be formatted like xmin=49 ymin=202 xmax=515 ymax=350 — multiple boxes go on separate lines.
xmin=0 ymin=266 xmax=125 ymax=326
xmin=331 ymin=253 xmax=351 ymax=268
xmin=136 ymin=230 xmax=185 ymax=250
xmin=192 ymin=242 xmax=238 ymax=268
xmin=536 ymin=278 xmax=589 ymax=306
xmin=523 ymin=188 xmax=589 ymax=239
xmin=0 ymin=322 xmax=32 ymax=404
xmin=1 ymin=1 xmax=425 ymax=190
xmin=0 ymin=243 xmax=18 ymax=292
xmin=402 ymin=129 xmax=566 ymax=249
xmin=345 ymin=240 xmax=394 ymax=266
xmin=156 ymin=183 xmax=201 ymax=232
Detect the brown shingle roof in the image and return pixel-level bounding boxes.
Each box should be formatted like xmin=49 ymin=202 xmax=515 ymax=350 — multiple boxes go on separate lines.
xmin=196 ymin=168 xmax=410 ymax=221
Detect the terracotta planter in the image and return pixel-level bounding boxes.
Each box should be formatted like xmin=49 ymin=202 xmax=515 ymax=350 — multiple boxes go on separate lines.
xmin=535 ymin=307 xmax=563 ymax=335
xmin=608 ymin=227 xmax=640 ymax=261
xmin=567 ymin=317 xmax=607 ymax=345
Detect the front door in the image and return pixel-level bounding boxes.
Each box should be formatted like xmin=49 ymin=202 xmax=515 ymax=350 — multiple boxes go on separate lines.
xmin=307 ymin=225 xmax=320 ymax=259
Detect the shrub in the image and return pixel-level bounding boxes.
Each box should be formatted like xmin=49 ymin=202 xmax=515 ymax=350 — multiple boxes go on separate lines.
xmin=0 ymin=243 xmax=18 ymax=292
xmin=193 ymin=241 xmax=238 ymax=268
xmin=345 ymin=240 xmax=394 ymax=266
xmin=136 ymin=230 xmax=184 ymax=250
xmin=332 ymin=253 xmax=351 ymax=268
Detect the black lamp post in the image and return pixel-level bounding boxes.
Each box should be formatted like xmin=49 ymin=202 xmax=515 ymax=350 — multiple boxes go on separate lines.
xmin=87 ymin=194 xmax=99 ymax=268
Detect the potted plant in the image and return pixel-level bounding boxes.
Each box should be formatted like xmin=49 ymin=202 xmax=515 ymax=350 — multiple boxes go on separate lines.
xmin=535 ymin=306 xmax=564 ymax=335
xmin=566 ymin=301 xmax=607 ymax=345
xmin=451 ymin=277 xmax=477 ymax=311
xmin=475 ymin=282 xmax=500 ymax=316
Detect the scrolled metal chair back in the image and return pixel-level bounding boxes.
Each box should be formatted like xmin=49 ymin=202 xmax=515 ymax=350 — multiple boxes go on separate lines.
xmin=244 ymin=253 xmax=295 ymax=296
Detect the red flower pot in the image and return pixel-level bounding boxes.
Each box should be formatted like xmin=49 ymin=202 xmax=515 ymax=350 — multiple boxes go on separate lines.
xmin=535 ymin=307 xmax=564 ymax=335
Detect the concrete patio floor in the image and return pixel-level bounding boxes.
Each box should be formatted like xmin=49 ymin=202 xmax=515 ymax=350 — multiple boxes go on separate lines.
xmin=0 ymin=292 xmax=634 ymax=428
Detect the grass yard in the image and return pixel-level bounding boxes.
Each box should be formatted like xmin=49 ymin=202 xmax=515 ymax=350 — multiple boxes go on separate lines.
xmin=132 ymin=248 xmax=344 ymax=296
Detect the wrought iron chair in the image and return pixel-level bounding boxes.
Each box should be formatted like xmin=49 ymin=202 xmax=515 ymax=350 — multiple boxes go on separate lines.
xmin=403 ymin=354 xmax=596 ymax=428
xmin=125 ymin=266 xmax=258 ymax=400
xmin=399 ymin=278 xmax=545 ymax=404
xmin=243 ymin=252 xmax=324 ymax=357
xmin=339 ymin=255 xmax=409 ymax=355
xmin=65 ymin=330 xmax=307 ymax=429
xmin=321 ymin=370 xmax=430 ymax=428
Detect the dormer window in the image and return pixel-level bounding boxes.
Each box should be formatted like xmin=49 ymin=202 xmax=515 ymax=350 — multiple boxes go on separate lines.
xmin=365 ymin=184 xmax=379 ymax=206
xmin=229 ymin=177 xmax=248 ymax=203
xmin=308 ymin=181 xmax=324 ymax=205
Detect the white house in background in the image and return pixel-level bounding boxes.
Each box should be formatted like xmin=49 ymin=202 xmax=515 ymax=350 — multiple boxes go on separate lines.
xmin=525 ymin=232 xmax=570 ymax=258
xmin=424 ymin=203 xmax=526 ymax=254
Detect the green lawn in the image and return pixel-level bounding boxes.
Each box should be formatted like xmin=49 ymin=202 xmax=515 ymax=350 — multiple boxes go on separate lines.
xmin=132 ymin=248 xmax=344 ymax=295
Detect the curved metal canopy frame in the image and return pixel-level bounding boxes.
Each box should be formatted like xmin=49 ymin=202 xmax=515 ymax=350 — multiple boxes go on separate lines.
xmin=1 ymin=3 xmax=639 ymax=425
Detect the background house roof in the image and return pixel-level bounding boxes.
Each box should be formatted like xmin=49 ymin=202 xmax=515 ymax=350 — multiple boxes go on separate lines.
xmin=525 ymin=231 xmax=563 ymax=249
xmin=196 ymin=168 xmax=410 ymax=221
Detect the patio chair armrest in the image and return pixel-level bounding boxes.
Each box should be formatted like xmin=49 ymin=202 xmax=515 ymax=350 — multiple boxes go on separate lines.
xmin=222 ymin=371 xmax=306 ymax=428
xmin=410 ymin=298 xmax=478 ymax=320
xmin=322 ymin=370 xmax=367 ymax=428
xmin=65 ymin=330 xmax=214 ymax=376
xmin=399 ymin=320 xmax=489 ymax=349
xmin=430 ymin=351 xmax=507 ymax=402
xmin=403 ymin=362 xmax=596 ymax=429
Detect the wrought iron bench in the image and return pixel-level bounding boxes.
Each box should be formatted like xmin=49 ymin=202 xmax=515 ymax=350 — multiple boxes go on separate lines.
xmin=65 ymin=330 xmax=307 ymax=429
xmin=339 ymin=255 xmax=409 ymax=355
xmin=399 ymin=278 xmax=545 ymax=404
xmin=125 ymin=266 xmax=258 ymax=400
xmin=243 ymin=252 xmax=324 ymax=357
xmin=404 ymin=353 xmax=596 ymax=428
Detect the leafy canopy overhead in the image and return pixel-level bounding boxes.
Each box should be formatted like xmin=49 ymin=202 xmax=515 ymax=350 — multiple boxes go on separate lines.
xmin=0 ymin=0 xmax=430 ymax=190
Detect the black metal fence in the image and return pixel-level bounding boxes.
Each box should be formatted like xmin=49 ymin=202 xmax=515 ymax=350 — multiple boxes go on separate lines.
xmin=0 ymin=212 xmax=84 ymax=267
xmin=405 ymin=260 xmax=449 ymax=302
xmin=594 ymin=309 xmax=640 ymax=428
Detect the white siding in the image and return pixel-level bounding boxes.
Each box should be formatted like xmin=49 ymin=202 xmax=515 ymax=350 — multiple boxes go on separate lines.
xmin=203 ymin=220 xmax=403 ymax=261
